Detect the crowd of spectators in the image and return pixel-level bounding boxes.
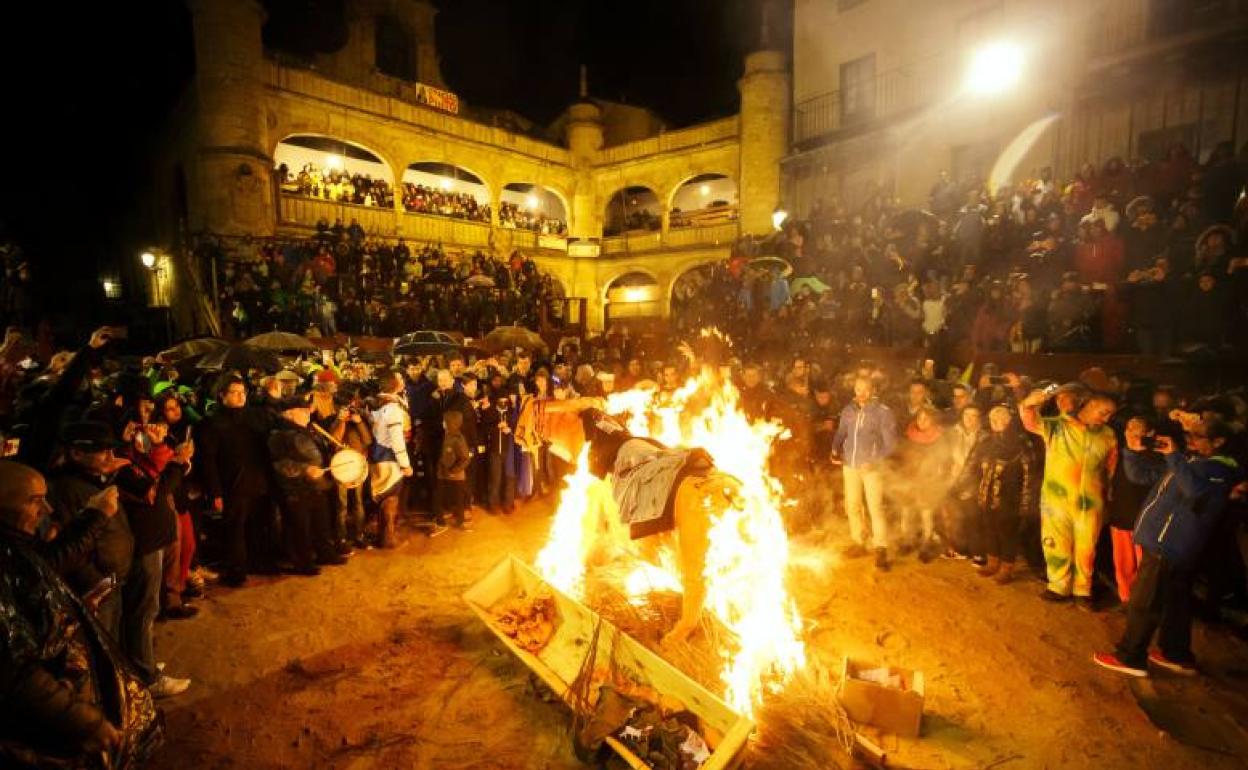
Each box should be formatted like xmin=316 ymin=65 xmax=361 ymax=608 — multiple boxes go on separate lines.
xmin=498 ymin=200 xmax=567 ymax=235
xmin=276 ymin=163 xmax=394 ymax=209
xmin=399 ymin=182 xmax=490 ymax=222
xmin=206 ymin=226 xmax=566 ymax=340
xmin=275 ymin=163 xmax=571 ymax=234
xmin=673 ymin=143 xmax=1248 ymax=366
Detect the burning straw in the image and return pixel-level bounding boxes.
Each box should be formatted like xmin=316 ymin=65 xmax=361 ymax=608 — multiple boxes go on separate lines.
xmin=748 ymin=660 xmax=858 ymax=770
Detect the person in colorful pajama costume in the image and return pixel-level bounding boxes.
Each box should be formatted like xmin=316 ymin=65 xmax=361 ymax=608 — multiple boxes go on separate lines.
xmin=1020 ymin=388 xmax=1118 ymax=609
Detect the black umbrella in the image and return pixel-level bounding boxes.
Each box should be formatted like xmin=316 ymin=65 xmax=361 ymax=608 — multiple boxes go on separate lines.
xmin=159 ymin=337 xmax=227 ymax=362
xmin=393 ymin=340 xmax=459 ymax=356
xmin=196 ymin=344 xmax=282 ymax=373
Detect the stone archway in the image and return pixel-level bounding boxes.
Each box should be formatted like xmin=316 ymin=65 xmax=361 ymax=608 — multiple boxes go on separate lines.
xmin=602 ymin=186 xmax=662 ymax=236
xmin=666 ymin=172 xmax=739 ymax=228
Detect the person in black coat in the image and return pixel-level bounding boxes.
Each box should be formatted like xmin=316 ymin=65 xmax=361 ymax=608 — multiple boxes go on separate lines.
xmin=953 ymin=405 xmax=1039 ymax=584
xmin=0 ymin=461 xmax=163 ymax=769
xmin=47 ymin=422 xmax=135 ymax=644
xmin=267 ymin=395 xmax=345 ymax=575
xmin=197 ymin=376 xmax=274 ymax=587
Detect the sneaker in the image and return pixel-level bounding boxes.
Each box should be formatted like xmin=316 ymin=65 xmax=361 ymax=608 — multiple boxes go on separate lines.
xmin=941 ymin=548 xmax=969 ymax=561
xmin=194 ymin=566 xmax=220 ymax=582
xmin=917 ymin=545 xmax=936 ymax=564
xmin=149 ymin=674 xmax=192 ymax=698
xmin=971 ymin=555 xmax=988 ymax=567
xmin=429 ymin=523 xmax=449 ymax=538
xmin=1148 ymin=649 xmax=1198 ymax=676
xmin=874 ymin=548 xmax=891 ymax=572
xmin=841 ymin=543 xmax=869 ymax=559
xmin=182 ymin=582 xmax=205 ymax=600
xmin=1039 ymin=589 xmax=1071 ymax=603
xmin=1092 ymin=652 xmax=1148 ymax=678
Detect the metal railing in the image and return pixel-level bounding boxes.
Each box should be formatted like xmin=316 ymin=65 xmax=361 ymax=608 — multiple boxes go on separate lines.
xmin=793 ymin=57 xmax=954 ymax=148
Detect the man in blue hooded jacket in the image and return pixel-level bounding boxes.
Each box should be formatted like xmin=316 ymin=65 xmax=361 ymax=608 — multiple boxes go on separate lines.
xmin=1093 ymin=415 xmax=1246 ymax=677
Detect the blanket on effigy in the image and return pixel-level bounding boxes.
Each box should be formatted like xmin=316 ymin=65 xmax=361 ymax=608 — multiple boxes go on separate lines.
xmin=611 ymin=438 xmax=714 ymax=539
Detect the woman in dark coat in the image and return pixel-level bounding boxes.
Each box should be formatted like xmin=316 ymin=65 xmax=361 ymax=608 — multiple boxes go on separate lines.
xmin=954 ymin=405 xmax=1040 ymax=584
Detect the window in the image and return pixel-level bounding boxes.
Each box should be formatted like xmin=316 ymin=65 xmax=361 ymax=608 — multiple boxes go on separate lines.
xmin=840 ymin=53 xmax=876 ymax=124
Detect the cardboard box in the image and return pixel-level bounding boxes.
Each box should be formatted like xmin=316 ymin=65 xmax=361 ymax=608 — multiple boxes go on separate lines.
xmin=838 ymin=656 xmax=925 ymax=738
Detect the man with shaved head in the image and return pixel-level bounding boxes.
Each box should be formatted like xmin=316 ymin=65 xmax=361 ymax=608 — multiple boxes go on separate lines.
xmin=1 ymin=460 xmax=163 ymax=767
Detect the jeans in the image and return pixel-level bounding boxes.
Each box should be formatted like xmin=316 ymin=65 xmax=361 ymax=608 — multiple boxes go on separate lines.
xmin=843 ymin=464 xmax=887 ymax=549
xmin=487 ymin=452 xmax=516 ymax=510
xmin=336 ymin=483 xmax=365 ymax=542
xmin=1116 ymin=550 xmax=1194 ymax=667
xmin=123 ymin=549 xmax=164 ymax=684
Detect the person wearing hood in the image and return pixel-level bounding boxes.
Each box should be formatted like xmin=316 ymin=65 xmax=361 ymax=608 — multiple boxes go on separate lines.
xmin=1094 ymin=416 xmax=1246 ymax=678
xmin=954 ymin=406 xmax=1040 ymax=583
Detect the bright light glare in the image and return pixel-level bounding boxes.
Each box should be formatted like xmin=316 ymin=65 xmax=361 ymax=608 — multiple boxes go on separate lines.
xmin=623 ymin=286 xmax=651 ymax=303
xmin=965 ymin=41 xmax=1024 ymax=96
xmin=140 ymin=251 xmax=156 ymax=269
xmin=439 ymin=177 xmax=453 ymax=191
xmin=325 ymin=153 xmax=344 ymax=170
xmin=772 ymin=209 xmax=788 ymax=231
xmin=525 ymin=194 xmax=539 ymax=209
xmin=699 ymin=184 xmax=711 ymax=196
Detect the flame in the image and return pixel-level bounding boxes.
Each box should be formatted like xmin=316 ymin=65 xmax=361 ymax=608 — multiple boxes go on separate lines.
xmin=535 ymin=363 xmax=807 ymax=715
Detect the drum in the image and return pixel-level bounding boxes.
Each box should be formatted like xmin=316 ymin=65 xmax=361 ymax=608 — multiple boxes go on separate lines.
xmin=328 ymin=448 xmax=369 ymax=489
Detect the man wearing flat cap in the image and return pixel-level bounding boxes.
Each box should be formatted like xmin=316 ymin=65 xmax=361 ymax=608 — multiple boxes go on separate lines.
xmin=267 ymin=393 xmax=345 ymax=575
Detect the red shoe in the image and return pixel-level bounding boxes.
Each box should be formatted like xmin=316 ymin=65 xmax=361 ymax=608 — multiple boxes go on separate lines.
xmin=1148 ymin=649 xmax=1198 ymax=676
xmin=1092 ymin=652 xmax=1148 ymax=678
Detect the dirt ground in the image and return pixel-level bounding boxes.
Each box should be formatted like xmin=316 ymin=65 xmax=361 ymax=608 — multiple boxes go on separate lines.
xmin=147 ymin=498 xmax=1248 ymax=770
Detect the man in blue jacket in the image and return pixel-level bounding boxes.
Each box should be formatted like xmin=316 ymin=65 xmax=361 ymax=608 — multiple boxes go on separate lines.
xmin=1094 ymin=416 xmax=1246 ymax=677
xmin=831 ymin=376 xmax=898 ymax=571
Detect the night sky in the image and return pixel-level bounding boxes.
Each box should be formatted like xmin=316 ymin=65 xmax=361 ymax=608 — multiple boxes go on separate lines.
xmin=0 ymin=0 xmax=789 ymax=313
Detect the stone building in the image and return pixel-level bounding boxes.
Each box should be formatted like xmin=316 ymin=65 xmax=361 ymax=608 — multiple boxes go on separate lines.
xmin=786 ymin=0 xmax=1248 ymax=214
xmin=159 ymin=0 xmax=790 ymax=333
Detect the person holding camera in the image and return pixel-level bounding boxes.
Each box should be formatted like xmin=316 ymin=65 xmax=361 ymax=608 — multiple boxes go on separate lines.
xmin=1094 ymin=416 xmax=1246 ymax=677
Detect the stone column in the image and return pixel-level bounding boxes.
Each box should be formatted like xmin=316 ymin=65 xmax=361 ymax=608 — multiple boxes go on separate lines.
xmin=186 ymin=0 xmax=273 ymax=237
xmin=737 ymin=50 xmax=791 ymax=236
xmin=565 ymin=101 xmax=604 ymax=240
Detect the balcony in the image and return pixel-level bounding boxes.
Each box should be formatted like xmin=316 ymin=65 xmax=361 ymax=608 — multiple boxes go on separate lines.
xmin=601 ymin=222 xmax=738 ymax=254
xmin=1090 ymin=0 xmax=1248 ymax=65
xmin=596 ymin=117 xmax=739 ymax=165
xmin=278 ymin=195 xmax=736 ymax=254
xmin=793 ymin=57 xmax=954 ymax=149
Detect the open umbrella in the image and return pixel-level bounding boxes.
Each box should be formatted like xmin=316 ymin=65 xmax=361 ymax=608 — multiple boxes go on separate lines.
xmin=245 ymin=331 xmax=318 ymax=352
xmin=482 ymin=325 xmax=547 ymax=354
xmin=393 ymin=340 xmax=460 ymax=356
xmin=791 ymin=276 xmax=832 ymax=295
xmin=159 ymin=337 xmax=227 ymax=362
xmin=465 ymin=274 xmax=496 ymax=288
xmin=748 ymin=256 xmax=793 ymax=276
xmin=196 ymin=344 xmax=282 ymax=373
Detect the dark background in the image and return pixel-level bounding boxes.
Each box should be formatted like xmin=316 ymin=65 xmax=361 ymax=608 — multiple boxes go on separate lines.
xmin=0 ymin=0 xmax=790 ymax=314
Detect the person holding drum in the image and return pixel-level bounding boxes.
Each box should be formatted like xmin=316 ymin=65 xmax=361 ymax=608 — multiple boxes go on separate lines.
xmin=267 ymin=393 xmax=348 ymax=575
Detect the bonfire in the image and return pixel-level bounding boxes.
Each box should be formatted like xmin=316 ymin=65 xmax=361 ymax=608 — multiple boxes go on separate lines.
xmin=535 ymin=359 xmax=807 ymax=718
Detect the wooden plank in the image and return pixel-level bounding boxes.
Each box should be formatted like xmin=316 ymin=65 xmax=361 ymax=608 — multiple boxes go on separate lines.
xmin=464 ymin=554 xmax=754 ymax=770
